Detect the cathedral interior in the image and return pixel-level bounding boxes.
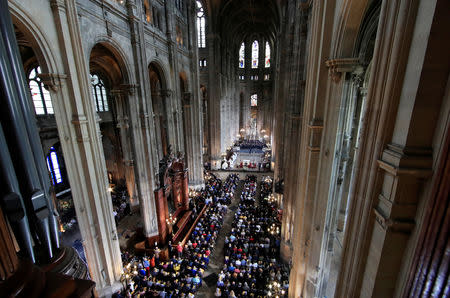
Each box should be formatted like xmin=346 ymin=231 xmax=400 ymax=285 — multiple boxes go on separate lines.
xmin=0 ymin=0 xmax=449 ymax=297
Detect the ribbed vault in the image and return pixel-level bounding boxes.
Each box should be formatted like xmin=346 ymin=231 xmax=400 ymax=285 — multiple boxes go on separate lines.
xmin=212 ymin=0 xmax=280 ymax=46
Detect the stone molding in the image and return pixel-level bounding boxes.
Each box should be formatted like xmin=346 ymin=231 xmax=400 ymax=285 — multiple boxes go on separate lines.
xmin=111 ymin=84 xmax=138 ymax=96
xmin=373 ymin=207 xmax=415 ymax=233
xmin=39 ymin=73 xmax=67 ymax=92
xmin=325 ymin=58 xmax=360 ymax=83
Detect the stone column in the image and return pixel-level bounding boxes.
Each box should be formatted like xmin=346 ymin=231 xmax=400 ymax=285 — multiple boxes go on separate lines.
xmin=207 ymin=33 xmax=222 ymax=168
xmin=336 ymin=73 xmax=364 ymax=232
xmin=158 ymin=89 xmax=176 ymax=154
xmin=159 ymin=89 xmax=173 ymax=157
xmin=182 ymin=91 xmax=204 ymax=187
xmin=124 ymin=0 xmax=159 ymax=239
xmin=163 ymin=0 xmax=184 ymax=155
xmin=48 ymin=1 xmax=123 ymax=294
xmin=288 ymin=1 xmax=334 ymax=296
xmin=111 ymin=87 xmax=138 ymax=211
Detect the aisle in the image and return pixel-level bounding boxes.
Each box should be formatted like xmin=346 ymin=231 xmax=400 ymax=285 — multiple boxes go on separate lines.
xmin=195 ymin=179 xmax=244 ymax=297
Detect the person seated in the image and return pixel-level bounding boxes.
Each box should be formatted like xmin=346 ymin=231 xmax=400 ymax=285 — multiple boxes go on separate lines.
xmin=192 ymin=275 xmax=201 ymax=286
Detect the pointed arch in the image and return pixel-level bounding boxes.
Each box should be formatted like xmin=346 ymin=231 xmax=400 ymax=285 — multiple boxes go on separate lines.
xmin=239 ymin=42 xmax=245 ymax=68
xmin=196 ymin=1 xmax=206 ymax=48
xmin=265 ymin=41 xmax=271 ymax=68
xmin=251 ymin=40 xmax=259 ymax=68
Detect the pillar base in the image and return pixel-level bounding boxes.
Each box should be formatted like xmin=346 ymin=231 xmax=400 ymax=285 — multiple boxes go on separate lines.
xmin=280 ymin=240 xmax=293 ymax=263
xmin=96 ymin=281 xmax=123 ymax=298
xmin=189 ymin=182 xmax=205 ymax=190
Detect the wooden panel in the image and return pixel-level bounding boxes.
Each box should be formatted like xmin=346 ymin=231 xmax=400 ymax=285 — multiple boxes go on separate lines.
xmin=0 ymin=207 xmax=19 ymax=281
xmin=405 ymin=125 xmax=450 ymax=297
xmin=154 ymin=188 xmax=168 ymax=244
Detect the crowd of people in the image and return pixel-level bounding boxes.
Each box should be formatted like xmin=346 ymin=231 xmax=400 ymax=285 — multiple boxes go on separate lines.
xmin=214 ymin=176 xmax=289 ymax=297
xmin=112 ymin=187 xmax=131 ymax=224
xmin=116 ymin=173 xmax=239 ymax=297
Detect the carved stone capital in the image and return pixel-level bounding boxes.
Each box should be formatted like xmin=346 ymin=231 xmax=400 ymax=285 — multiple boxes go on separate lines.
xmin=325 ymin=58 xmax=360 ymax=83
xmin=351 ymin=72 xmax=364 ymax=87
xmin=116 ymin=116 xmax=129 ymax=129
xmin=39 ymin=73 xmax=67 ymax=92
xmin=111 ymin=84 xmax=138 ymax=97
xmin=49 ymin=0 xmax=65 ymax=10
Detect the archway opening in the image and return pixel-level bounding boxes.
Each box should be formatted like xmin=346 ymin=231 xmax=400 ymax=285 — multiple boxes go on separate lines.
xmin=89 ymin=43 xmax=135 ymax=230
xmin=149 ymin=62 xmax=170 ymax=158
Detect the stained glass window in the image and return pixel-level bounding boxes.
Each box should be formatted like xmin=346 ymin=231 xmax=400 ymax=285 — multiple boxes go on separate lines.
xmin=91 ymin=74 xmax=109 ymax=112
xmin=47 ymin=147 xmax=62 ymax=184
xmin=239 ymin=42 xmax=245 ymax=68
xmin=28 ymin=66 xmax=53 ymax=115
xmin=251 ymin=40 xmax=259 ymax=69
xmin=265 ymin=42 xmax=270 ymax=68
xmin=251 ymin=94 xmax=257 ymax=107
xmin=196 ymin=1 xmax=206 ymax=48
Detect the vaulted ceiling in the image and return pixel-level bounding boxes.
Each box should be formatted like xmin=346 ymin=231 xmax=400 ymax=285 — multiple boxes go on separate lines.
xmin=204 ymin=0 xmax=281 ymax=46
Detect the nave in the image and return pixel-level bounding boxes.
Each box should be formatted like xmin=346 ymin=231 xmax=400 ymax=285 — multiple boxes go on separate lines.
xmin=116 ymin=173 xmax=288 ymax=298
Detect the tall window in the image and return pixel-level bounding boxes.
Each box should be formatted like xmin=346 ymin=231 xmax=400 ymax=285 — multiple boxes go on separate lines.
xmin=239 ymin=42 xmax=245 ymax=68
xmin=196 ymin=1 xmax=206 ymax=48
xmin=91 ymin=74 xmax=109 ymax=112
xmin=29 ymin=66 xmax=53 ymax=115
xmin=265 ymin=42 xmax=271 ymax=68
xmin=47 ymin=147 xmax=62 ymax=185
xmin=251 ymin=94 xmax=258 ymax=107
xmin=251 ymin=40 xmax=259 ymax=69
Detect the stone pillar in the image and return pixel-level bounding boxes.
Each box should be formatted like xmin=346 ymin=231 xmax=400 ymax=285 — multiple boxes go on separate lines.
xmin=182 ymin=91 xmax=204 ymax=187
xmin=288 ymin=1 xmax=334 ymax=296
xmin=336 ymin=73 xmax=364 ymax=232
xmin=48 ymin=1 xmax=123 ymax=294
xmin=272 ymin=2 xmax=309 ymax=265
xmin=159 ymin=89 xmax=174 ymax=157
xmin=311 ymin=59 xmax=360 ymax=296
xmin=207 ymin=34 xmax=222 ymax=168
xmin=111 ymin=87 xmax=139 ymax=211
xmin=123 ymin=0 xmax=159 ymax=239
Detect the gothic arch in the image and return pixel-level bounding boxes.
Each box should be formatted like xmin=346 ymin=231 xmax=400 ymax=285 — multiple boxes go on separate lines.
xmin=332 ymin=0 xmax=374 ymax=58
xmin=88 ymin=41 xmax=131 ymax=88
xmin=354 ymin=0 xmax=381 ymax=66
xmin=88 ymin=37 xmax=133 ymax=83
xmin=147 ymin=57 xmax=171 ymax=90
xmin=9 ymin=2 xmax=58 ymax=75
xmin=149 ymin=61 xmax=171 ymax=157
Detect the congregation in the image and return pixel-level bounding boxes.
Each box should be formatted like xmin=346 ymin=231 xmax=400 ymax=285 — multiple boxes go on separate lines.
xmin=215 ymin=176 xmax=289 ymax=297
xmin=116 ymin=173 xmax=239 ymax=297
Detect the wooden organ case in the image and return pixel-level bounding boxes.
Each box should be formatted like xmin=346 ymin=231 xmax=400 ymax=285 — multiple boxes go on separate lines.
xmin=153 ymin=152 xmax=189 ymax=245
